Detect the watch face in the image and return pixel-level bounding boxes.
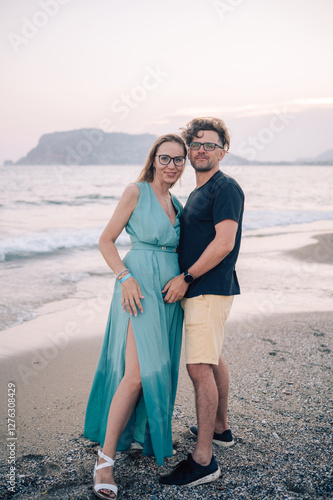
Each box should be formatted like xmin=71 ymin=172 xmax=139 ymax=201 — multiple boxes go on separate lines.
xmin=184 ymin=272 xmax=194 ymax=284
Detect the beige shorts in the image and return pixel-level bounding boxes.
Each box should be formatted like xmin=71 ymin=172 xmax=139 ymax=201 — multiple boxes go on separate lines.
xmin=182 ymin=294 xmax=234 ymax=365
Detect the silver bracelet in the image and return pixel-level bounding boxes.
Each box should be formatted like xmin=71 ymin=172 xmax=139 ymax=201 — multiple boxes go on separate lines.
xmin=116 ymin=268 xmax=129 ymax=280
xmin=119 ymin=273 xmax=132 ymax=283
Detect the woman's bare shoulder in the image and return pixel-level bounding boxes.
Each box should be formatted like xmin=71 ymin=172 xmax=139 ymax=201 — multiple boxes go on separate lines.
xmin=120 ymin=183 xmax=140 ymax=209
xmin=125 ymin=183 xmax=140 ymax=195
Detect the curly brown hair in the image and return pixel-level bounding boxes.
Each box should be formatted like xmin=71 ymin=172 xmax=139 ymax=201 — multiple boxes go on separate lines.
xmin=137 ymin=134 xmax=186 ymax=187
xmin=181 ymin=117 xmax=230 ymax=151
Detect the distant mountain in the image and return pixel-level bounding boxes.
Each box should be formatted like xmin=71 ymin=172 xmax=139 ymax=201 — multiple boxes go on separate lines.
xmin=10 ymin=129 xmax=250 ymax=166
xmin=314 ymin=149 xmax=333 ymax=162
xmin=14 ymin=129 xmax=158 ymax=166
xmin=293 ymin=148 xmax=333 ymax=165
xmin=223 ymin=152 xmax=250 ymax=165
xmin=5 ymin=128 xmax=332 ymax=166
xmin=221 ymin=107 xmax=333 ymax=163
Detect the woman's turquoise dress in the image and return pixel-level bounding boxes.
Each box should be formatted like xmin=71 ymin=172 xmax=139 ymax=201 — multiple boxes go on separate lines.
xmin=84 ymin=182 xmax=183 ymax=465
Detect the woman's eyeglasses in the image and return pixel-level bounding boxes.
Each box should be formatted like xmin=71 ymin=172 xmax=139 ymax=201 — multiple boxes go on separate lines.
xmin=156 ymin=155 xmax=186 ymax=167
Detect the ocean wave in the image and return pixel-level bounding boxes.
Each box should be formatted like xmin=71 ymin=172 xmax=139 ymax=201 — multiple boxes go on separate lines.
xmin=243 ymin=210 xmax=333 ymax=231
xmin=0 ymin=228 xmax=131 ymax=262
xmin=74 ymin=194 xmax=118 ymax=201
xmin=0 ymin=304 xmax=37 ymax=331
xmin=14 ymin=200 xmax=41 ymax=206
xmin=1 ymin=210 xmax=332 ymax=262
xmin=13 ymin=194 xmax=119 ymax=207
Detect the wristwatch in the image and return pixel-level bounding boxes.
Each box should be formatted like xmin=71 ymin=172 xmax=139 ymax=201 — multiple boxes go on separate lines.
xmin=184 ymin=270 xmax=195 ymax=284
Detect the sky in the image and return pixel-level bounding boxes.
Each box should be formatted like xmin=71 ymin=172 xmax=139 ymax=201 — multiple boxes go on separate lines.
xmin=1 ymin=0 xmax=333 ymax=164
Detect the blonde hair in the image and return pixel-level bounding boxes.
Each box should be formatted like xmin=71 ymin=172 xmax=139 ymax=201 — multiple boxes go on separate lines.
xmin=137 ymin=134 xmax=186 ymax=187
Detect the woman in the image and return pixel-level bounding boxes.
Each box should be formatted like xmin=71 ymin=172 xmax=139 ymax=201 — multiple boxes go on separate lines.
xmin=84 ymin=134 xmax=186 ymax=499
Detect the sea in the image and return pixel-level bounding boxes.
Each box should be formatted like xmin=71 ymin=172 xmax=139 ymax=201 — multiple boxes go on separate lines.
xmin=1 ymin=164 xmax=333 ymax=332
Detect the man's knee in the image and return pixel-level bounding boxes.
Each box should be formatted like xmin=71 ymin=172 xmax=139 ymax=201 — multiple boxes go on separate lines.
xmin=187 ymin=363 xmax=213 ymax=383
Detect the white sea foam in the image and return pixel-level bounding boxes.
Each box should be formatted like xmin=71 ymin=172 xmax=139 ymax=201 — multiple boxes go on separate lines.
xmin=0 ymin=228 xmax=131 ymax=262
xmin=243 ymin=209 xmax=333 ymax=231
xmin=0 ymin=209 xmax=331 ymax=262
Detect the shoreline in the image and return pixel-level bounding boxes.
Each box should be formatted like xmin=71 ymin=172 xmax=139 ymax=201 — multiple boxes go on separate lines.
xmin=287 ymin=232 xmax=333 ymax=264
xmin=1 ymin=222 xmax=333 ymax=359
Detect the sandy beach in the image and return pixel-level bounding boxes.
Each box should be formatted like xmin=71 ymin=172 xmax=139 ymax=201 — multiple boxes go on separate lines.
xmin=1 ymin=225 xmax=332 ymax=499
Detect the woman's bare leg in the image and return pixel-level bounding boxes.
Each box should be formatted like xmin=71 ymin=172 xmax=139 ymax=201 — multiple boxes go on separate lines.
xmin=95 ymin=321 xmax=141 ymax=498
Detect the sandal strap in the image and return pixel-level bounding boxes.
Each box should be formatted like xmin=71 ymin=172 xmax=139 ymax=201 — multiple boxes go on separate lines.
xmin=95 ymin=461 xmax=113 ymax=471
xmin=98 ymin=449 xmax=115 ymax=467
xmin=94 ymin=482 xmax=118 ymax=496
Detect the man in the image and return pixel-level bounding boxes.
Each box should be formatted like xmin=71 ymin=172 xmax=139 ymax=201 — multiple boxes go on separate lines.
xmin=160 ymin=117 xmax=244 ymax=487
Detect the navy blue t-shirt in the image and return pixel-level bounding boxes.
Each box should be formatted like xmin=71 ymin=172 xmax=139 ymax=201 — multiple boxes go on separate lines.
xmin=179 ymin=170 xmax=244 ymax=298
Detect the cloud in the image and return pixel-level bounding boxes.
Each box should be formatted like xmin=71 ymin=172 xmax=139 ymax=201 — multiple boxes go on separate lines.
xmin=166 ymin=98 xmax=333 ymax=123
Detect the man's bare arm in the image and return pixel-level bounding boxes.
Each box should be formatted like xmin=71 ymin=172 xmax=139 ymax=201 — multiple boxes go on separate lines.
xmin=162 ymin=219 xmax=238 ymax=303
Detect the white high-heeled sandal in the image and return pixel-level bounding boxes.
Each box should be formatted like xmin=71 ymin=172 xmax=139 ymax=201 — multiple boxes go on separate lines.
xmin=93 ymin=449 xmax=118 ymax=499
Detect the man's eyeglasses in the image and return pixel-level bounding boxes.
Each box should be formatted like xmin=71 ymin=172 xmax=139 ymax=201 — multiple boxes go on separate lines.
xmin=156 ymin=155 xmax=186 ymax=167
xmin=189 ymin=142 xmax=224 ymax=151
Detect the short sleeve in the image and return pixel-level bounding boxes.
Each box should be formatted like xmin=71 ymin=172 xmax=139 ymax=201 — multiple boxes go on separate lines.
xmin=212 ymin=183 xmax=244 ymax=226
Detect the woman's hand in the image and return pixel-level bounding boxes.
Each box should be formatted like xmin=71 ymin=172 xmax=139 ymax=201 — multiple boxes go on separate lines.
xmin=121 ymin=277 xmax=145 ymax=316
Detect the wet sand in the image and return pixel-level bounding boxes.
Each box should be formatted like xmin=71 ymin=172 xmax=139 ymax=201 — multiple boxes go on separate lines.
xmin=287 ymin=232 xmax=333 ymax=264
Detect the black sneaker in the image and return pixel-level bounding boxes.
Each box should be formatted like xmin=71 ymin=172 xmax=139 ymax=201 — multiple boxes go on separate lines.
xmin=159 ymin=453 xmax=221 ymax=487
xmin=189 ymin=426 xmax=235 ymax=447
